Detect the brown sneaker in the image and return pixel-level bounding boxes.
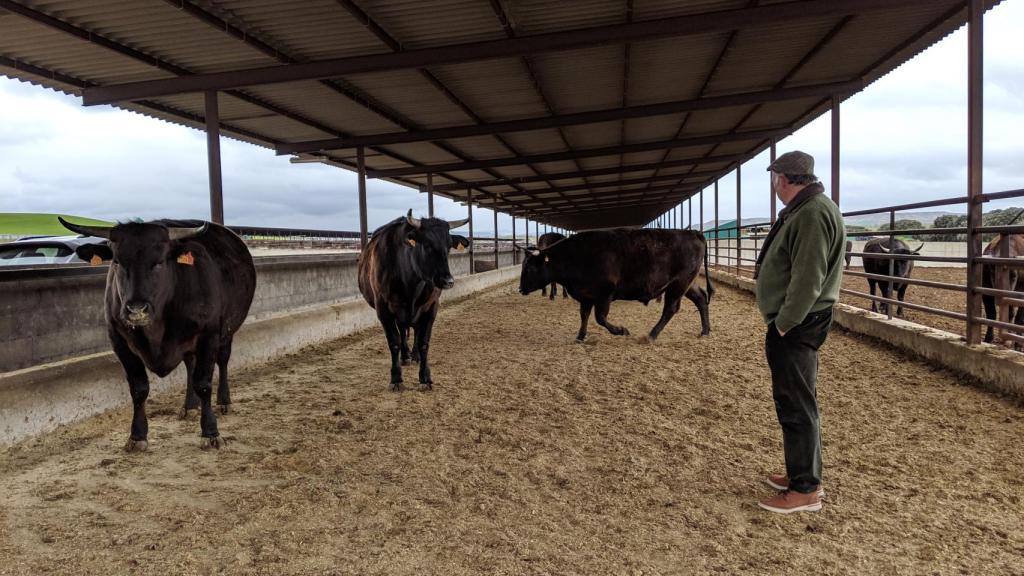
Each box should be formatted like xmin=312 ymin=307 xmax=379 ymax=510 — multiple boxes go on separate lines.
xmin=764 ymin=474 xmax=825 ymax=499
xmin=758 ymin=490 xmax=822 ymax=514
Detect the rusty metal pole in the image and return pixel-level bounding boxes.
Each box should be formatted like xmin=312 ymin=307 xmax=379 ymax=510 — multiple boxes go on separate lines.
xmin=965 ymin=0 xmax=984 ymax=345
xmin=714 ymin=180 xmax=720 ymax=266
xmin=831 ymin=96 xmax=841 ymax=206
xmin=493 ymin=208 xmax=499 ymax=269
xmin=357 ymin=146 xmax=368 ymax=250
xmin=736 ymin=165 xmax=742 ymax=274
xmin=204 ymin=91 xmax=224 ymax=224
xmin=536 ymin=221 xmax=539 ymax=242
xmin=427 ymin=172 xmax=434 ymax=218
xmin=512 ymin=216 xmax=517 ymax=265
xmin=699 ymin=189 xmax=704 ymax=233
xmin=770 ymin=140 xmax=777 ymax=224
xmin=467 ymin=187 xmax=475 ymax=274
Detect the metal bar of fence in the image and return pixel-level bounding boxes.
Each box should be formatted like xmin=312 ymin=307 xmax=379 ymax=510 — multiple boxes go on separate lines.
xmin=971 ymin=315 xmax=1024 ymax=334
xmin=842 ymin=195 xmax=970 ymax=217
xmin=839 ymin=289 xmax=968 ymax=321
xmin=844 ymin=252 xmax=967 ymax=264
xmin=977 ymin=188 xmax=1024 ymax=202
xmin=845 ymin=228 xmax=965 ymax=237
xmin=974 ymin=285 xmax=1024 ymax=299
xmin=977 ymin=256 xmax=1024 ymax=267
xmin=843 ymin=270 xmax=967 ymax=292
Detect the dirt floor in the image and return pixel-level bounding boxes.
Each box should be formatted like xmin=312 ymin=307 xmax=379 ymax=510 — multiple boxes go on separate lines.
xmin=1 ymin=282 xmax=1022 ymax=575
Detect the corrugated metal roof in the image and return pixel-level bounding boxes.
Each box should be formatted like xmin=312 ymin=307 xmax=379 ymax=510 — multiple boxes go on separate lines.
xmin=0 ymin=0 xmax=1002 ymax=229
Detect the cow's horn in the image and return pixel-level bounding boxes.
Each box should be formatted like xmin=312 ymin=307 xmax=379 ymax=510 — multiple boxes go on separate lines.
xmin=167 ymin=223 xmax=208 ymax=241
xmin=877 ymin=242 xmax=891 ymax=253
xmin=406 ymin=209 xmax=421 ymax=229
xmin=58 ymin=216 xmax=113 ymax=239
xmin=913 ymin=242 xmax=925 ymax=253
xmin=447 ymin=218 xmax=470 ymax=229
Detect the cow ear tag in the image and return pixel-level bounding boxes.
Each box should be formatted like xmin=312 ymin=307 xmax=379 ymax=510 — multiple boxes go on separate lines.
xmin=407 ymin=238 xmax=417 ymax=247
xmin=89 ymin=255 xmax=103 ymax=266
xmin=177 ymin=252 xmax=195 ymax=266
xmin=456 ymin=243 xmax=465 ymax=252
xmin=544 ymin=256 xmax=550 ymax=263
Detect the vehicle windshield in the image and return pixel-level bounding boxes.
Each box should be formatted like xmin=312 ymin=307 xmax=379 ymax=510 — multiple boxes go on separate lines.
xmin=0 ymin=243 xmax=74 ymax=266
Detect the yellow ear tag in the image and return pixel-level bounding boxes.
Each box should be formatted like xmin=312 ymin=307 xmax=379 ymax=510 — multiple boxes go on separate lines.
xmin=456 ymin=243 xmax=465 ymax=252
xmin=407 ymin=238 xmax=417 ymax=247
xmin=176 ymin=252 xmax=195 ymax=266
xmin=89 ymin=255 xmax=103 ymax=266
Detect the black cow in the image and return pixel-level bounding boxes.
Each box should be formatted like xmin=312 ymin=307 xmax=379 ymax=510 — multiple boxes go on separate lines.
xmin=537 ymin=232 xmax=569 ymax=300
xmin=59 ymin=218 xmax=255 ymax=452
xmin=981 ymin=231 xmax=1024 ymax=344
xmin=862 ymin=237 xmax=923 ymax=317
xmin=519 ymin=229 xmax=713 ymax=342
xmin=358 ymin=210 xmax=468 ymax=390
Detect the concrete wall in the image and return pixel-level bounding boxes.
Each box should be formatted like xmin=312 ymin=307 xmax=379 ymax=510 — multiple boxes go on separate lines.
xmin=0 ymin=262 xmax=520 ymax=445
xmin=0 ymin=250 xmax=519 ymax=373
xmin=706 ymin=268 xmax=1024 ymax=400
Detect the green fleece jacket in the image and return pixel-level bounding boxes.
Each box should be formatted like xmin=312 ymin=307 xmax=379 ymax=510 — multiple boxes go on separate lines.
xmin=755 ymin=189 xmax=846 ymax=333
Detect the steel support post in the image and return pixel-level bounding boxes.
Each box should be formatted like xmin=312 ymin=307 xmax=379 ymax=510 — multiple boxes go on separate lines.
xmin=357 ymin=146 xmax=368 ymax=250
xmin=770 ymin=140 xmax=777 ymax=224
xmin=736 ymin=165 xmax=742 ymax=274
xmin=467 ymin=187 xmax=475 ymax=274
xmin=205 ymin=91 xmax=224 ymax=224
xmin=427 ymin=173 xmax=434 ymax=217
xmin=832 ymin=95 xmax=840 ymax=205
xmin=965 ymin=0 xmax=984 ymax=345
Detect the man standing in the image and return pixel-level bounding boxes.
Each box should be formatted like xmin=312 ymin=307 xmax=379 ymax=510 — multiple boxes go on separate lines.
xmin=753 ymin=151 xmax=846 ymax=514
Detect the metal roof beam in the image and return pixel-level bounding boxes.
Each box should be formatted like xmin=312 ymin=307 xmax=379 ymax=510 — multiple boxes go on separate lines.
xmin=424 ymin=154 xmax=747 ymax=192
xmin=81 ymin=0 xmax=941 ymax=105
xmin=490 ymin=185 xmax=699 ymax=209
xmin=274 ymin=80 xmax=859 ymax=154
xmin=486 ymin=172 xmax=713 ymax=198
xmin=368 ymin=127 xmax=787 ymax=178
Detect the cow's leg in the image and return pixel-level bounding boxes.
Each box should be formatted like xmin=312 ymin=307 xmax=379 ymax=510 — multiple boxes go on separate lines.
xmin=377 ymin=309 xmax=404 ymax=390
xmin=648 ymin=288 xmax=684 ymax=341
xmin=191 ymin=334 xmax=225 ymax=450
xmin=983 ymin=294 xmax=996 ymax=343
xmin=410 ymin=326 xmax=421 ymax=364
xmin=414 ymin=303 xmax=439 ymax=390
xmin=400 ymin=326 xmax=412 ymax=366
xmin=111 ymin=331 xmax=150 ymax=452
xmin=216 ymin=338 xmax=233 ymax=415
xmin=879 ymin=280 xmax=892 ymax=315
xmin=684 ymin=284 xmax=712 ymax=337
xmin=868 ymin=279 xmax=879 ymax=313
xmin=542 ymin=285 xmax=548 ymax=297
xmin=179 ymin=355 xmax=199 ymax=420
xmin=896 ymin=283 xmax=909 ymax=317
xmin=595 ymin=298 xmax=629 ymax=337
xmin=576 ymin=301 xmax=593 ymax=343
xmin=549 ymin=283 xmax=557 ymax=300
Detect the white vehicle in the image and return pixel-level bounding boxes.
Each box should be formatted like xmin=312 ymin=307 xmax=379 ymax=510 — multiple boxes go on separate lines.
xmin=0 ymin=235 xmax=109 ymax=266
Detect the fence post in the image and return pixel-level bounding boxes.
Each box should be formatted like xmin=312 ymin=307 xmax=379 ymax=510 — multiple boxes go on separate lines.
xmin=965 ymin=0 xmax=984 ymax=345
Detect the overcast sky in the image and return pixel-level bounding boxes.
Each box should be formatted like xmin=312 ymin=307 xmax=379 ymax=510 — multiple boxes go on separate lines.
xmin=1 ymin=2 xmax=1021 ymax=235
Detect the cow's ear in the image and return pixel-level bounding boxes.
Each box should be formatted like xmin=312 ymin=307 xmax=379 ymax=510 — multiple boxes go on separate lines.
xmin=75 ymin=243 xmax=112 ymax=265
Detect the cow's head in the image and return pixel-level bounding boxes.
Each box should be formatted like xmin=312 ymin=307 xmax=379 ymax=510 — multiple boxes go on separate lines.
xmin=876 ymin=240 xmax=924 ymax=277
xmin=518 ymin=245 xmax=553 ymax=295
xmin=59 ymin=217 xmax=207 ymax=327
xmin=404 ymin=210 xmax=469 ymax=290
xmin=450 ymin=234 xmax=471 ymax=253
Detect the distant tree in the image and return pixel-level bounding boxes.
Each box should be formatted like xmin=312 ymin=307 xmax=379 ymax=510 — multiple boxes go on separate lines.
xmin=928 ymin=214 xmax=968 ymax=241
xmin=981 ymin=207 xmax=1023 ymax=241
xmin=878 ymin=219 xmax=924 ymax=240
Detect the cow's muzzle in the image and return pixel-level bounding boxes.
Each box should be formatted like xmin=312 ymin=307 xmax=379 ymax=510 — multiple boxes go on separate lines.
xmin=438 ymin=275 xmax=455 ymax=290
xmin=124 ymin=301 xmax=152 ymax=327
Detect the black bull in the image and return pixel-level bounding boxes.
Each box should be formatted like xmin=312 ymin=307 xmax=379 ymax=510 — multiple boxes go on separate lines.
xmin=519 ymin=229 xmax=714 ymax=342
xmin=358 ymin=211 xmax=469 ymax=390
xmin=59 ymin=218 xmax=256 ymax=452
xmin=537 ymin=232 xmax=569 ymax=300
xmin=862 ymin=237 xmax=923 ymax=317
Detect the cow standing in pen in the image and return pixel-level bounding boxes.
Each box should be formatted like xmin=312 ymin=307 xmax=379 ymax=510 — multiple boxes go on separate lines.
xmin=519 ymin=228 xmax=713 ymax=342
xmin=861 ymin=237 xmax=924 ymax=317
xmin=536 ymin=232 xmax=569 ymax=300
xmin=59 ymin=218 xmax=256 ymax=452
xmin=981 ymin=230 xmax=1024 ymax=345
xmin=358 ymin=210 xmax=469 ymax=390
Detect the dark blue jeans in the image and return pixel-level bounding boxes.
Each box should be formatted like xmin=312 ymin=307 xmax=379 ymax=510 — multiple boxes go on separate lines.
xmin=765 ymin=308 xmax=833 ymax=494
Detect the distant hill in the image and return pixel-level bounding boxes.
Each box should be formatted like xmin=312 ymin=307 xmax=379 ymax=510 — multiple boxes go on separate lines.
xmin=843 ymin=211 xmax=960 ymax=228
xmin=0 ymin=213 xmax=113 ymax=237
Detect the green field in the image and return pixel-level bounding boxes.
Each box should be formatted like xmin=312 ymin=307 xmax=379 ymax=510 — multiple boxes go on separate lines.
xmin=0 ymin=213 xmax=113 ymax=237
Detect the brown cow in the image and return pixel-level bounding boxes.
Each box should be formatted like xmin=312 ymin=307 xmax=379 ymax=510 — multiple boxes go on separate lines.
xmin=982 ymin=232 xmax=1024 ymax=344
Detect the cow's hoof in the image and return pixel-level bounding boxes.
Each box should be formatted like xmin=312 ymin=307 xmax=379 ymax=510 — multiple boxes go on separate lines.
xmin=619 ymin=328 xmax=630 ymax=336
xmin=574 ymin=337 xmax=586 ymax=344
xmin=400 ymin=358 xmax=412 ymax=366
xmin=124 ymin=438 xmax=148 ymax=453
xmin=418 ymin=381 xmax=433 ymax=392
xmin=178 ymin=408 xmax=199 ymax=420
xmin=700 ymin=330 xmax=711 ymax=337
xmin=200 ymin=436 xmax=226 ymax=450
xmin=217 ymin=404 xmax=231 ymax=415
xmin=390 ymin=382 xmax=403 ymax=392
xmin=638 ymin=335 xmax=653 ymax=344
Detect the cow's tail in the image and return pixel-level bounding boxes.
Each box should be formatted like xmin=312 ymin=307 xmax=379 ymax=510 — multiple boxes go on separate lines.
xmin=703 ymin=237 xmax=715 ymax=302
